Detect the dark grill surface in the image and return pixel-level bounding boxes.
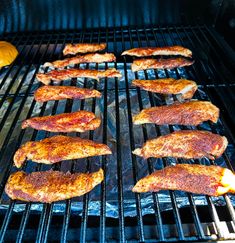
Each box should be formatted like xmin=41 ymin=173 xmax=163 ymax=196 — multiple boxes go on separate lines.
xmin=0 ymin=25 xmax=235 ymax=242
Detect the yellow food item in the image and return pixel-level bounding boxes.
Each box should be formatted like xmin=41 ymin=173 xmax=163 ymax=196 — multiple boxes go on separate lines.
xmin=0 ymin=41 xmax=18 ymax=68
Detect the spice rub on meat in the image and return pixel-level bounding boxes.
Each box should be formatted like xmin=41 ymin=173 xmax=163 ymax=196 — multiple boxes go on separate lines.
xmin=14 ymin=135 xmax=112 ymax=168
xmin=5 ymin=169 xmax=104 ymax=203
xmin=63 ymin=43 xmax=106 ymax=55
xmin=132 ymin=164 xmax=235 ymax=197
xmin=133 ymin=130 xmax=228 ymax=160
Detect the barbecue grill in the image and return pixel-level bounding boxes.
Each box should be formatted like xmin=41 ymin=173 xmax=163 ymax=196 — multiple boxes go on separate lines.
xmin=1 ymin=1 xmax=235 ymax=242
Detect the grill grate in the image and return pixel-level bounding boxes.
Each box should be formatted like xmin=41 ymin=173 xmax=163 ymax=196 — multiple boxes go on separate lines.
xmin=0 ymin=25 xmax=235 ymax=242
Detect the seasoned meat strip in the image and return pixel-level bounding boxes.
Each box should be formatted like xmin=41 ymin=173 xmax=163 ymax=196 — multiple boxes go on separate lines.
xmin=133 ymin=130 xmax=227 ymax=160
xmin=131 ymin=58 xmax=194 ymax=72
xmin=22 ymin=110 xmax=101 ymax=133
xmin=34 ymin=86 xmax=101 ymax=102
xmin=5 ymin=169 xmax=104 ymax=203
xmin=14 ymin=135 xmax=112 ymax=168
xmin=36 ymin=68 xmax=122 ymax=85
xmin=132 ymin=78 xmax=197 ymax=99
xmin=132 ymin=164 xmax=235 ymax=197
xmin=63 ymin=43 xmax=106 ymax=55
xmin=133 ymin=101 xmax=219 ymax=126
xmin=122 ymin=46 xmax=192 ymax=58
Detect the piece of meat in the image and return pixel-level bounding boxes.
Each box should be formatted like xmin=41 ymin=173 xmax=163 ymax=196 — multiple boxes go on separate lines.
xmin=36 ymin=68 xmax=122 ymax=85
xmin=5 ymin=169 xmax=104 ymax=203
xmin=44 ymin=53 xmax=116 ymax=68
xmin=14 ymin=135 xmax=112 ymax=168
xmin=34 ymin=85 xmax=101 ymax=102
xmin=131 ymin=58 xmax=194 ymax=72
xmin=133 ymin=101 xmax=219 ymax=126
xmin=122 ymin=46 xmax=192 ymax=58
xmin=132 ymin=164 xmax=235 ymax=196
xmin=133 ymin=130 xmax=228 ymax=160
xmin=132 ymin=78 xmax=197 ymax=99
xmin=22 ymin=110 xmax=101 ymax=133
xmin=63 ymin=43 xmax=106 ymax=55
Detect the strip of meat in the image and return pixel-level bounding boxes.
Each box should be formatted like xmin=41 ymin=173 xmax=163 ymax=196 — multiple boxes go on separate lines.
xmin=34 ymin=86 xmax=101 ymax=102
xmin=132 ymin=164 xmax=235 ymax=196
xmin=44 ymin=53 xmax=116 ymax=68
xmin=22 ymin=110 xmax=101 ymax=133
xmin=63 ymin=43 xmax=106 ymax=55
xmin=122 ymin=46 xmax=192 ymax=58
xmin=14 ymin=135 xmax=112 ymax=168
xmin=133 ymin=101 xmax=219 ymax=126
xmin=133 ymin=130 xmax=228 ymax=160
xmin=132 ymin=78 xmax=197 ymax=99
xmin=131 ymin=58 xmax=194 ymax=72
xmin=5 ymin=169 xmax=103 ymax=203
xmin=36 ymin=68 xmax=122 ymax=85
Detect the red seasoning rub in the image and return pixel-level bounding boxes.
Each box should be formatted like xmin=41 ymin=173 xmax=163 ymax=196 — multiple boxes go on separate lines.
xmin=133 ymin=130 xmax=228 ymax=160
xmin=63 ymin=43 xmax=106 ymax=55
xmin=122 ymin=46 xmax=192 ymax=58
xmin=133 ymin=101 xmax=219 ymax=126
xmin=14 ymin=135 xmax=112 ymax=168
xmin=36 ymin=68 xmax=122 ymax=85
xmin=22 ymin=110 xmax=101 ymax=133
xmin=132 ymin=164 xmax=235 ymax=196
xmin=132 ymin=78 xmax=197 ymax=99
xmin=5 ymin=169 xmax=104 ymax=203
xmin=34 ymin=86 xmax=101 ymax=102
xmin=44 ymin=53 xmax=116 ymax=68
xmin=131 ymin=58 xmax=194 ymax=72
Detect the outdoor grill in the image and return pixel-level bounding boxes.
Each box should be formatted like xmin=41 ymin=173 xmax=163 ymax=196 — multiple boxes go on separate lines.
xmin=1 ymin=1 xmax=235 ymax=242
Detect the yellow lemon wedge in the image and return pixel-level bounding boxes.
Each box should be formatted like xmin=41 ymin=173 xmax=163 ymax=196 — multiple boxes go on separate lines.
xmin=0 ymin=41 xmax=18 ymax=68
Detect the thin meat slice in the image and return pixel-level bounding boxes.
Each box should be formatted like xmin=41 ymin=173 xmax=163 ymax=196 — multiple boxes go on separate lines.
xmin=5 ymin=169 xmax=104 ymax=203
xmin=34 ymin=86 xmax=101 ymax=102
xmin=131 ymin=58 xmax=194 ymax=72
xmin=36 ymin=68 xmax=122 ymax=85
xmin=22 ymin=110 xmax=101 ymax=133
xmin=14 ymin=135 xmax=112 ymax=168
xmin=132 ymin=78 xmax=197 ymax=99
xmin=133 ymin=101 xmax=219 ymax=126
xmin=63 ymin=43 xmax=106 ymax=55
xmin=132 ymin=164 xmax=235 ymax=197
xmin=44 ymin=53 xmax=116 ymax=68
xmin=133 ymin=130 xmax=228 ymax=160
xmin=122 ymin=46 xmax=192 ymax=58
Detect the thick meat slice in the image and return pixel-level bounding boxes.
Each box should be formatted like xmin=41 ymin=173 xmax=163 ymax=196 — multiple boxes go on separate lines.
xmin=132 ymin=78 xmax=197 ymax=99
xmin=131 ymin=58 xmax=194 ymax=72
xmin=5 ymin=169 xmax=103 ymax=203
xmin=36 ymin=68 xmax=122 ymax=85
xmin=122 ymin=46 xmax=192 ymax=58
xmin=133 ymin=130 xmax=227 ymax=160
xmin=44 ymin=53 xmax=116 ymax=68
xmin=22 ymin=110 xmax=101 ymax=133
xmin=63 ymin=43 xmax=106 ymax=55
xmin=132 ymin=164 xmax=235 ymax=196
xmin=133 ymin=101 xmax=219 ymax=126
xmin=34 ymin=85 xmax=101 ymax=102
xmin=14 ymin=135 xmax=112 ymax=168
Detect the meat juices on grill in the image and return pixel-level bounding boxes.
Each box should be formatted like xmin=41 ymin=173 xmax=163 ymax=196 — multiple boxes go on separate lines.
xmin=36 ymin=68 xmax=122 ymax=85
xmin=132 ymin=78 xmax=197 ymax=99
xmin=63 ymin=43 xmax=106 ymax=55
xmin=44 ymin=53 xmax=116 ymax=68
xmin=5 ymin=169 xmax=104 ymax=203
xmin=22 ymin=110 xmax=101 ymax=133
xmin=133 ymin=130 xmax=228 ymax=160
xmin=132 ymin=164 xmax=235 ymax=196
xmin=122 ymin=46 xmax=192 ymax=58
xmin=14 ymin=135 xmax=112 ymax=168
xmin=131 ymin=58 xmax=194 ymax=72
xmin=34 ymin=85 xmax=101 ymax=102
xmin=133 ymin=101 xmax=219 ymax=126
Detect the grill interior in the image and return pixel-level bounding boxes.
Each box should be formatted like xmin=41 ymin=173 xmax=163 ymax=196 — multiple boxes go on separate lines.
xmin=0 ymin=25 xmax=235 ymax=242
